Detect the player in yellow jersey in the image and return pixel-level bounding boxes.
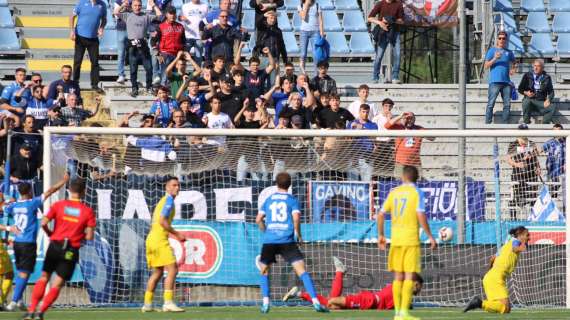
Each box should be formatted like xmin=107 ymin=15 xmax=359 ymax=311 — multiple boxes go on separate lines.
xmin=143 ymin=177 xmax=186 ymax=313
xmin=377 ymin=165 xmax=437 ymax=320
xmin=464 ymin=226 xmax=530 ymax=314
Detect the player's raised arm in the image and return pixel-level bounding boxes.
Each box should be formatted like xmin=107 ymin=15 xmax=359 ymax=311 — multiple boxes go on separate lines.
xmin=42 ymin=173 xmax=70 ymax=200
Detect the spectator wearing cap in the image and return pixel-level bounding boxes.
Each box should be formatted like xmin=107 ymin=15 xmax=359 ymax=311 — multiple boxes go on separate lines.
xmin=518 ymin=58 xmax=556 ymax=124
xmin=10 ymin=143 xmax=40 ymax=183
xmin=310 ymin=61 xmax=337 ymax=98
xmin=177 ymin=97 xmax=206 ymax=127
xmin=254 ymin=11 xmax=287 ymax=65
xmin=211 ymin=73 xmax=244 ymax=121
xmin=25 ymin=85 xmax=53 ymax=129
xmin=234 ymin=46 xmax=275 ymax=100
xmin=150 ymin=86 xmax=179 ymax=127
xmin=541 ymin=124 xmax=565 ymax=198
xmin=70 ymin=0 xmax=107 ymax=91
xmin=0 ymin=68 xmax=30 ymax=125
xmin=60 ymin=93 xmax=98 ymax=126
xmin=46 ymin=65 xmax=82 ymax=107
xmin=13 ymin=115 xmax=42 ymax=157
xmin=347 ymin=84 xmax=379 ymax=120
xmin=201 ymin=10 xmax=245 ymax=61
xmin=316 ymin=94 xmax=354 ymax=128
xmin=235 ymin=103 xmax=268 ymax=128
xmin=347 ymin=104 xmax=378 ymax=181
xmin=166 ymin=51 xmax=202 ymax=99
xmin=176 ymin=77 xmax=214 ymax=118
xmin=180 ymin=0 xmax=208 ymax=65
xmin=385 ymin=111 xmax=434 ymax=178
xmin=507 ymin=123 xmax=540 ymax=219
xmin=298 ymin=0 xmax=324 ymax=75
xmin=484 ymin=30 xmax=516 ymax=124
xmin=203 ymin=96 xmax=234 ymax=146
xmin=152 ymin=6 xmax=186 ymax=86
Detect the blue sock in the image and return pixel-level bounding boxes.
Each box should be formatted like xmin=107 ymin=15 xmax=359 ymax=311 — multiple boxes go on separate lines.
xmin=12 ymin=273 xmax=28 ymax=303
xmin=260 ymin=274 xmax=270 ymax=303
xmin=299 ymin=272 xmax=317 ymax=300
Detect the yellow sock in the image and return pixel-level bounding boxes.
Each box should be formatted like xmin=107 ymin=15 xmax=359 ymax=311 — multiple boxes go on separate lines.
xmin=144 ymin=291 xmax=154 ymax=306
xmin=400 ymin=280 xmax=414 ymax=316
xmin=393 ymin=280 xmax=403 ymax=316
xmin=164 ymin=290 xmax=174 ymax=304
xmin=482 ymin=300 xmax=507 ymax=314
xmin=1 ymin=278 xmax=12 ymax=303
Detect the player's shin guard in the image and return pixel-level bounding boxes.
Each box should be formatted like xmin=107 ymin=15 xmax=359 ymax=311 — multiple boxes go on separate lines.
xmin=12 ymin=273 xmax=28 ymax=303
xmin=144 ymin=291 xmax=154 ymax=306
xmin=1 ymin=277 xmax=12 ymax=303
xmin=299 ymin=272 xmax=319 ymax=305
xmin=39 ymin=287 xmax=61 ymax=313
xmin=28 ymin=278 xmax=47 ymax=312
xmin=482 ymin=300 xmax=507 ymax=314
xmin=163 ymin=290 xmax=174 ymax=304
xmin=401 ymin=280 xmax=414 ymax=316
xmin=392 ymin=280 xmax=403 ymax=316
xmin=260 ymin=275 xmax=270 ymax=305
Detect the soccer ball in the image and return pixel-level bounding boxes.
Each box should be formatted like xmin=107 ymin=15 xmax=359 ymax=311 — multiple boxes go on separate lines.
xmin=439 ymin=227 xmax=453 ymax=242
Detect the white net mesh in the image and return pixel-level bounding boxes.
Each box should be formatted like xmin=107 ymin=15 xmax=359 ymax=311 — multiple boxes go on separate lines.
xmin=39 ymin=129 xmax=567 ymax=308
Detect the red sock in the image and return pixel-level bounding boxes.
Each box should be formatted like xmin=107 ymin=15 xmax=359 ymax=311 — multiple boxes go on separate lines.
xmin=28 ymin=279 xmax=47 ymax=312
xmin=39 ymin=287 xmax=61 ymax=313
xmin=329 ymin=271 xmax=344 ymax=298
xmin=300 ymin=291 xmax=312 ymax=302
xmin=300 ymin=292 xmax=328 ymax=305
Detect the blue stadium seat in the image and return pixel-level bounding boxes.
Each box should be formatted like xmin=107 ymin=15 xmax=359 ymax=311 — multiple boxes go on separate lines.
xmin=557 ymin=33 xmax=570 ymax=57
xmin=172 ymin=0 xmax=183 ymax=9
xmin=527 ymin=33 xmax=556 ymax=56
xmin=553 ymin=13 xmax=570 ymax=33
xmin=100 ymin=29 xmax=118 ymax=53
xmin=550 ymin=0 xmax=570 ymax=12
xmin=322 ymin=11 xmax=341 ymax=31
xmin=0 ymin=7 xmax=14 ymax=28
xmin=105 ymin=8 xmax=116 ymax=30
xmin=316 ymin=0 xmax=334 ymax=10
xmin=349 ymin=32 xmax=374 ymax=55
xmin=493 ymin=0 xmax=513 ymax=12
xmin=507 ymin=33 xmax=524 ymax=56
xmin=283 ymin=32 xmax=299 ymax=53
xmin=0 ymin=28 xmax=20 ymax=51
xmin=335 ymin=0 xmax=358 ymax=10
xmin=277 ymin=11 xmax=292 ymax=31
xmin=0 ymin=0 xmax=8 ymax=7
xmin=327 ymin=32 xmax=349 ymax=54
xmin=494 ymin=12 xmax=517 ymax=33
xmin=525 ymin=11 xmax=551 ymax=33
xmin=292 ymin=11 xmax=301 ymax=31
xmin=521 ymin=0 xmax=545 ymax=12
xmin=242 ymin=10 xmax=256 ymax=31
xmin=209 ymin=0 xmax=220 ymax=9
xmin=285 ymin=0 xmax=300 ymax=11
xmin=343 ymin=10 xmax=367 ymax=32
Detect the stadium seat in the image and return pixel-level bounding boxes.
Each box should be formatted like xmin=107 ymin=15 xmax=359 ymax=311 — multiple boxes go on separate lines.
xmin=322 ymin=11 xmax=342 ymax=31
xmin=0 ymin=0 xmax=7 ymax=7
xmin=525 ymin=11 xmax=551 ymax=33
xmin=557 ymin=33 xmax=570 ymax=57
xmin=521 ymin=0 xmax=546 ymax=12
xmin=553 ymin=12 xmax=570 ymax=33
xmin=550 ymin=0 xmax=570 ymax=12
xmin=349 ymin=32 xmax=374 ymax=55
xmin=0 ymin=7 xmax=14 ymax=28
xmin=494 ymin=12 xmax=517 ymax=33
xmin=316 ymin=0 xmax=334 ymax=10
xmin=172 ymin=0 xmax=183 ymax=9
xmin=242 ymin=10 xmax=256 ymax=31
xmin=343 ymin=10 xmax=367 ymax=32
xmin=507 ymin=33 xmax=524 ymax=56
xmin=493 ymin=0 xmax=513 ymax=12
xmin=285 ymin=0 xmax=300 ymax=11
xmin=0 ymin=27 xmax=20 ymax=51
xmin=277 ymin=11 xmax=293 ymax=31
xmin=327 ymin=32 xmax=349 ymax=54
xmin=335 ymin=0 xmax=359 ymax=10
xmin=209 ymin=0 xmax=220 ymax=9
xmin=527 ymin=33 xmax=556 ymax=56
xmin=283 ymin=32 xmax=300 ymax=53
xmin=100 ymin=29 xmax=118 ymax=53
xmin=105 ymin=8 xmax=116 ymax=30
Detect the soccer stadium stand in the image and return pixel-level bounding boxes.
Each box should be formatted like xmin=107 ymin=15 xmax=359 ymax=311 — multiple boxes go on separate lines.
xmin=525 ymin=11 xmax=550 ymax=33
xmin=342 ymin=10 xmax=367 ymax=32
xmin=521 ymin=0 xmax=545 ymax=13
xmin=549 ymin=0 xmax=570 ymax=12
xmin=528 ymin=32 xmax=556 ymax=57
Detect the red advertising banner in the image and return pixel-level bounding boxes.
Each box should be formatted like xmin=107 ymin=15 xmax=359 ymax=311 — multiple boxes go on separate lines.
xmin=403 ymin=0 xmax=459 ymax=28
xmin=527 ymin=226 xmax=566 ymax=245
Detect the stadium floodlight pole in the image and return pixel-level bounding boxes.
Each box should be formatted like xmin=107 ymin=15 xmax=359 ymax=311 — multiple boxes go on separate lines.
xmin=566 ymin=135 xmax=570 ymax=308
xmin=43 ymin=128 xmax=52 ymax=215
xmin=457 ymin=0 xmax=467 ymax=244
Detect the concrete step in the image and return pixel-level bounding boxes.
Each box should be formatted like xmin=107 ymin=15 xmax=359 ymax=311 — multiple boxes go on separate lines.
xmin=11 ymin=5 xmax=74 ymax=17
xmin=19 ymin=27 xmax=70 ymax=39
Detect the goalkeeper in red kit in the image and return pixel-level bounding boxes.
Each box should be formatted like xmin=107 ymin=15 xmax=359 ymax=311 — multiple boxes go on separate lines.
xmin=23 ymin=178 xmax=96 ymax=320
xmin=283 ymin=257 xmax=423 ymax=310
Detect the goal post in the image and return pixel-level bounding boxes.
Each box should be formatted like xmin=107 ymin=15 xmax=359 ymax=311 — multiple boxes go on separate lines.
xmin=40 ymin=127 xmax=570 ymax=308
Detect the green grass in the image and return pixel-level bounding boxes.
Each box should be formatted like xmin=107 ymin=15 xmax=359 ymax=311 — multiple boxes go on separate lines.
xmin=0 ymin=307 xmax=567 ymax=320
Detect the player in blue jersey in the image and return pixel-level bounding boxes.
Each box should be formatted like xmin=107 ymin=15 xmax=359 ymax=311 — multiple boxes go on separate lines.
xmin=255 ymin=172 xmax=328 ymax=314
xmin=0 ymin=174 xmax=68 ymax=312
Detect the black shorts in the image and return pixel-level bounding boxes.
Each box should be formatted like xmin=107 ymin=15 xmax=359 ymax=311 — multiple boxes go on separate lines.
xmin=43 ymin=242 xmax=79 ymax=281
xmin=260 ymin=243 xmax=304 ymax=265
xmin=13 ymin=242 xmax=37 ymax=273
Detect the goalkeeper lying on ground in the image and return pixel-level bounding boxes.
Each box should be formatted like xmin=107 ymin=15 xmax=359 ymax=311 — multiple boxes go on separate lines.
xmin=283 ymin=257 xmax=423 ymax=310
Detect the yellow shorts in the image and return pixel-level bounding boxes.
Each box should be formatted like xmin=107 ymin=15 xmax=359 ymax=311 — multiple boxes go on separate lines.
xmin=388 ymin=245 xmax=421 ymax=273
xmin=483 ymin=270 xmax=509 ymax=301
xmin=0 ymin=243 xmax=12 ymax=275
xmin=146 ymin=238 xmax=176 ymax=268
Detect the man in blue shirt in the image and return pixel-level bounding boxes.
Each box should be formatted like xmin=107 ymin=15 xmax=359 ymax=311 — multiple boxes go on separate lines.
xmin=1 ymin=174 xmax=68 ymax=312
xmin=46 ymin=65 xmax=82 ymax=107
xmin=149 ymin=86 xmax=179 ymax=127
xmin=70 ymin=0 xmax=107 ymax=91
xmin=0 ymin=68 xmax=30 ymax=127
xmin=542 ymin=124 xmax=566 ymax=198
xmin=255 ymin=172 xmax=328 ymax=314
xmin=484 ymin=31 xmax=516 ymax=124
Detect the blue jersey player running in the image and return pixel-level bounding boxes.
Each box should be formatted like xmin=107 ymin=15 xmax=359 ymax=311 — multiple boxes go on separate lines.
xmin=0 ymin=174 xmax=68 ymax=312
xmin=255 ymin=172 xmax=328 ymax=314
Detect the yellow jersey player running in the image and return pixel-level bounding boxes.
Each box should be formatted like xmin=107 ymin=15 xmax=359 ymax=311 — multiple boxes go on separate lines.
xmin=143 ymin=177 xmax=186 ymax=313
xmin=464 ymin=226 xmax=530 ymax=314
xmin=377 ymin=165 xmax=437 ymax=320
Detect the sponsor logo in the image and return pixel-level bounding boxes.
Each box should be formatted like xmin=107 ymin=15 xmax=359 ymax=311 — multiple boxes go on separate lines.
xmin=169 ymin=225 xmax=223 ymax=278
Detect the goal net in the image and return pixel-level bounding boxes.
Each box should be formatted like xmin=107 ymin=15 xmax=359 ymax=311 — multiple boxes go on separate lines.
xmin=37 ymin=127 xmax=568 ymax=308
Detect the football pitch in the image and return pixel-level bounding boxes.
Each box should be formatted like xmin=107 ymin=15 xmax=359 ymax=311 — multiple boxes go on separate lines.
xmin=0 ymin=307 xmax=567 ymax=320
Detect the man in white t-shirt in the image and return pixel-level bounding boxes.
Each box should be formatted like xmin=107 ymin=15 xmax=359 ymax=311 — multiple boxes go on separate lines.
xmin=371 ymin=98 xmax=395 ymax=179
xmin=203 ymin=96 xmax=234 ymax=146
xmin=180 ymin=0 xmax=208 ymax=65
xmin=347 ymin=84 xmax=379 ymax=120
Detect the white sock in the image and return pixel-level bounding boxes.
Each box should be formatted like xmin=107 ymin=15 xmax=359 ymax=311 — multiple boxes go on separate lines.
xmin=263 ymin=297 xmax=270 ymax=305
xmin=312 ymin=298 xmax=320 ymax=305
